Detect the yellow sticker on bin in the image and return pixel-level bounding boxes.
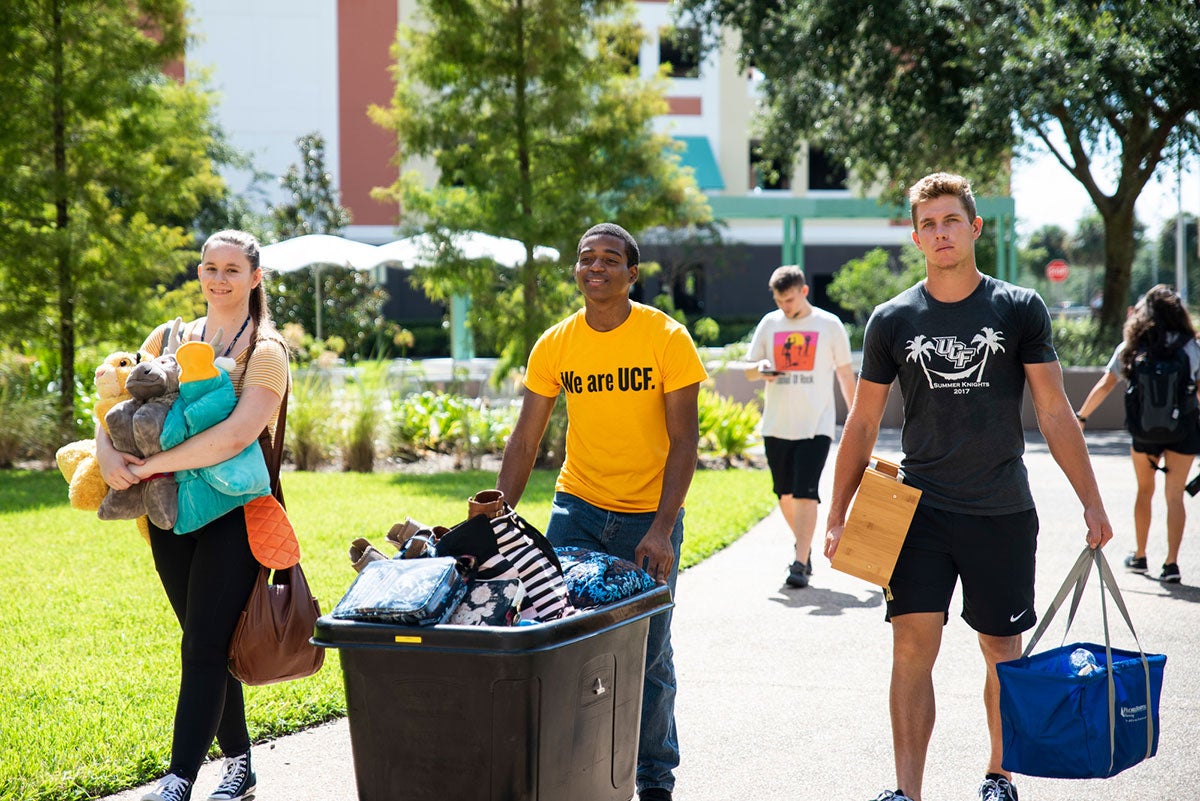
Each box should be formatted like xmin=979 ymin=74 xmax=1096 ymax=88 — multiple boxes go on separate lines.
xmin=394 ymin=635 xmax=422 ymax=644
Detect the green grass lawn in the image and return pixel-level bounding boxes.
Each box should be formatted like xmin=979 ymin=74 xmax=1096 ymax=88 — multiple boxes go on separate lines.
xmin=0 ymin=466 xmax=773 ymax=801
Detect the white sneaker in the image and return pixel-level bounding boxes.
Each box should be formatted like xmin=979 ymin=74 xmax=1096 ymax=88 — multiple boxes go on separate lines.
xmin=979 ymin=774 xmax=1018 ymax=801
xmin=142 ymin=774 xmax=192 ymax=801
xmin=207 ymin=752 xmax=256 ymax=801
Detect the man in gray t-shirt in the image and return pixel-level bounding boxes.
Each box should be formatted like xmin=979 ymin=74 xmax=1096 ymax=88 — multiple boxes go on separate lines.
xmin=860 ymin=275 xmax=1055 ymax=513
xmin=825 ymin=172 xmax=1113 ymax=801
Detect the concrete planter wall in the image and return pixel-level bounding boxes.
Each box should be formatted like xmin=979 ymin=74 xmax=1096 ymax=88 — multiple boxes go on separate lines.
xmin=709 ymin=364 xmax=1125 ymax=431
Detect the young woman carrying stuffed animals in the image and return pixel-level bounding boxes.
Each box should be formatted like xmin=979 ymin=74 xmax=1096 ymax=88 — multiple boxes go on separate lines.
xmin=96 ymin=230 xmax=290 ymax=801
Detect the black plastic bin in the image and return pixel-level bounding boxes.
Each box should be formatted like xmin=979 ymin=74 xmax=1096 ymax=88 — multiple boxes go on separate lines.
xmin=313 ymin=584 xmax=673 ymax=801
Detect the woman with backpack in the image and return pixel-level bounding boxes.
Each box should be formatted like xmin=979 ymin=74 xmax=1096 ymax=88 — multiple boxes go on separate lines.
xmin=1075 ymin=284 xmax=1200 ymax=584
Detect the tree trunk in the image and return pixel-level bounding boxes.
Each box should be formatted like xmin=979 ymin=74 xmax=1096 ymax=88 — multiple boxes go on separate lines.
xmin=53 ymin=0 xmax=75 ymax=432
xmin=1097 ymin=201 xmax=1138 ymax=337
xmin=513 ymin=0 xmax=539 ymax=364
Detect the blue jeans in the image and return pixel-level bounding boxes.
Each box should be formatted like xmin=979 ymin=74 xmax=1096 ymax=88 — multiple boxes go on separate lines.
xmin=545 ymin=492 xmax=683 ymax=794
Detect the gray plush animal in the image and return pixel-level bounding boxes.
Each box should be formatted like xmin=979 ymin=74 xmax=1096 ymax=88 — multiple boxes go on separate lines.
xmin=97 ymin=318 xmax=184 ymax=529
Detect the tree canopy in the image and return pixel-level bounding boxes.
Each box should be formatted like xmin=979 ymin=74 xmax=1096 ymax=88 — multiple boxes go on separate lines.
xmin=371 ymin=0 xmax=712 ymax=372
xmin=676 ymin=0 xmax=1200 ymax=332
xmin=0 ymin=0 xmax=224 ymax=428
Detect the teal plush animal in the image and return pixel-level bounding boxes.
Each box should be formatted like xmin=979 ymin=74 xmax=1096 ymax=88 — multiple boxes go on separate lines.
xmin=160 ymin=336 xmax=271 ymax=534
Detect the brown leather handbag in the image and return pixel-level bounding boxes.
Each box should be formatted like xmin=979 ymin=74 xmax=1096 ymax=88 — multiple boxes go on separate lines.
xmin=229 ymin=561 xmax=324 ymax=685
xmin=228 ymin=377 xmax=324 ymax=685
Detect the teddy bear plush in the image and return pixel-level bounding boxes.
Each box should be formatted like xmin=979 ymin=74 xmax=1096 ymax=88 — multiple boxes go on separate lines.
xmin=55 ymin=350 xmax=138 ymax=512
xmin=97 ymin=319 xmax=183 ymax=530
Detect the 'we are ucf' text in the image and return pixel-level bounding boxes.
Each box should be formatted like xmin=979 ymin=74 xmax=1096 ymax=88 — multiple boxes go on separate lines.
xmin=560 ymin=367 xmax=656 ymax=393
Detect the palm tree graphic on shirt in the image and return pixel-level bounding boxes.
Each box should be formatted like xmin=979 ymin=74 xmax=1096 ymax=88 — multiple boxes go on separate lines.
xmin=906 ymin=334 xmax=936 ymax=386
xmin=906 ymin=327 xmax=1006 ymax=386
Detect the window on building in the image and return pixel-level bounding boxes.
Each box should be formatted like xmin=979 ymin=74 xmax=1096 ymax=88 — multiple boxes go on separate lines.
xmin=658 ymin=25 xmax=701 ymax=79
xmin=807 ymin=146 xmax=849 ymax=191
xmin=750 ymin=140 xmax=791 ymax=190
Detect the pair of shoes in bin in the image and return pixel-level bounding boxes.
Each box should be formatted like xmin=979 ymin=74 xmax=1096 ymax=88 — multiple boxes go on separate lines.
xmin=347 ymin=516 xmax=441 ymax=572
xmin=386 ymin=516 xmax=445 ymax=557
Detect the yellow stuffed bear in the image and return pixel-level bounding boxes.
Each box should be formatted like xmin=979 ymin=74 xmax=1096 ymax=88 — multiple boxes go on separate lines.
xmin=55 ymin=350 xmax=151 ymax=541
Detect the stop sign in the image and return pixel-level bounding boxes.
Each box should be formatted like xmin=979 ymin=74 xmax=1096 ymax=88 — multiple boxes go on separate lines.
xmin=1045 ymin=259 xmax=1070 ymax=283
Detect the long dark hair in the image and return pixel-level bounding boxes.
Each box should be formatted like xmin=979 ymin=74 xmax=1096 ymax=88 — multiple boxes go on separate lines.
xmin=1119 ymin=284 xmax=1197 ymax=378
xmin=200 ymin=229 xmax=278 ymax=342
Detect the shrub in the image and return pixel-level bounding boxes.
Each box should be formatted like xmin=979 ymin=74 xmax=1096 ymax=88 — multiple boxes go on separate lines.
xmin=340 ymin=361 xmax=388 ymax=472
xmin=691 ymin=316 xmax=721 ymax=345
xmin=0 ymin=350 xmax=58 ymax=467
xmin=286 ymin=369 xmax=336 ymax=470
xmin=388 ymin=390 xmax=519 ymax=468
xmin=827 ymin=246 xmax=924 ymax=327
xmin=1051 ymin=316 xmax=1111 ymax=367
xmin=697 ymin=388 xmax=762 ymax=466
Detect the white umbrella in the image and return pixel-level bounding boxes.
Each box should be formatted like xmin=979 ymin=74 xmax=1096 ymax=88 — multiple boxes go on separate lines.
xmin=369 ymin=232 xmax=560 ymax=361
xmin=260 ymin=234 xmax=380 ymax=273
xmin=370 ymin=231 xmax=559 ymax=269
xmin=260 ymin=234 xmax=381 ymax=340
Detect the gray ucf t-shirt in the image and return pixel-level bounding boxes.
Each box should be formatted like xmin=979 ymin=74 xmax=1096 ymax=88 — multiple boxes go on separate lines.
xmin=860 ymin=275 xmax=1057 ymax=514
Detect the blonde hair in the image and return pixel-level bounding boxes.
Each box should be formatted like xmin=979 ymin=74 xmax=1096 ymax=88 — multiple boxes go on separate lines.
xmin=908 ymin=172 xmax=977 ymax=229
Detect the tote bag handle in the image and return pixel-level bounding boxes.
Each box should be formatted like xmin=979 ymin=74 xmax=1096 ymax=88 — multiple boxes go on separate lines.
xmin=1020 ymin=546 xmax=1156 ymax=773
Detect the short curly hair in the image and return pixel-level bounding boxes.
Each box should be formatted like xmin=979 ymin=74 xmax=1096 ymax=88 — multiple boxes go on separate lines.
xmin=578 ymin=223 xmax=640 ymax=267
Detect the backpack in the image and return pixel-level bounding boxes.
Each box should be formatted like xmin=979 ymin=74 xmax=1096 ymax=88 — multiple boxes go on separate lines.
xmin=1124 ymin=345 xmax=1199 ymax=444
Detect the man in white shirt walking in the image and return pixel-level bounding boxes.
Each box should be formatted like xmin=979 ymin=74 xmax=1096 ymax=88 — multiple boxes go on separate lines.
xmin=745 ymin=265 xmax=856 ymax=587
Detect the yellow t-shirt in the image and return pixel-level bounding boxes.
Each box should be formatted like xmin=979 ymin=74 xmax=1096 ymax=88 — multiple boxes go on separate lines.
xmin=140 ymin=320 xmax=289 ymax=441
xmin=524 ymin=303 xmax=709 ymax=513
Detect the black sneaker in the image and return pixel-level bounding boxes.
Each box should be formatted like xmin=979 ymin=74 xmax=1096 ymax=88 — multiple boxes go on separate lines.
xmin=785 ymin=560 xmax=809 ymax=588
xmin=1159 ymin=563 xmax=1182 ymax=583
xmin=639 ymin=788 xmax=672 ymax=801
xmin=1124 ymin=554 xmax=1149 ymax=574
xmin=871 ymin=791 xmax=913 ymax=801
xmin=979 ymin=773 xmax=1018 ymax=801
xmin=142 ymin=774 xmax=192 ymax=801
xmin=207 ymin=753 xmax=256 ymax=801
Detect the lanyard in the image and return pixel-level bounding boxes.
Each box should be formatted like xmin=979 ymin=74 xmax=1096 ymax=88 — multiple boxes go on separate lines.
xmin=202 ymin=313 xmax=252 ymax=358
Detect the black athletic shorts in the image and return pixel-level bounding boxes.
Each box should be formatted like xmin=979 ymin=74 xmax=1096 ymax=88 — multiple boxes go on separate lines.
xmin=1131 ymin=420 xmax=1200 ymax=457
xmin=764 ymin=435 xmax=832 ymax=501
xmin=884 ymin=503 xmax=1039 ymax=637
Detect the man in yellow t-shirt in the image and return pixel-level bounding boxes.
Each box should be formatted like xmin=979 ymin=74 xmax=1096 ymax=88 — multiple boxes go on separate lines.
xmin=497 ymin=223 xmax=708 ymax=801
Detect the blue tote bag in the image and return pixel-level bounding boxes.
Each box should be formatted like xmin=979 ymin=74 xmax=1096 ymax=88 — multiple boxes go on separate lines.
xmin=997 ymin=547 xmax=1166 ymax=779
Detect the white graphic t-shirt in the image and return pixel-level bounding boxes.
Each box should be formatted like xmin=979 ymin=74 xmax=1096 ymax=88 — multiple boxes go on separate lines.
xmin=746 ymin=306 xmax=852 ymax=440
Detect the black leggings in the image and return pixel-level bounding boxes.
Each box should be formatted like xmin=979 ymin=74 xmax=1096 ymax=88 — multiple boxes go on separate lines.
xmin=149 ymin=507 xmax=260 ymax=781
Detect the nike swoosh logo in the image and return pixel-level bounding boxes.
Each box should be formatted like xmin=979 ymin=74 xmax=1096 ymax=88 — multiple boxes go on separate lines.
xmin=1010 ymin=609 xmax=1028 ymax=623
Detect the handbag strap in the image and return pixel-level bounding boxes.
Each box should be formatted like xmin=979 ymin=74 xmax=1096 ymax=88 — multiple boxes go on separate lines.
xmin=259 ymin=390 xmax=288 ymax=507
xmin=240 ymin=333 xmax=290 ymax=509
xmin=1021 ymin=546 xmax=1156 ymax=771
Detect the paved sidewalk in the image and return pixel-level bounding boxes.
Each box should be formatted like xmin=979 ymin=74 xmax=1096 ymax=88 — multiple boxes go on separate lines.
xmin=104 ymin=430 xmax=1200 ymax=800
